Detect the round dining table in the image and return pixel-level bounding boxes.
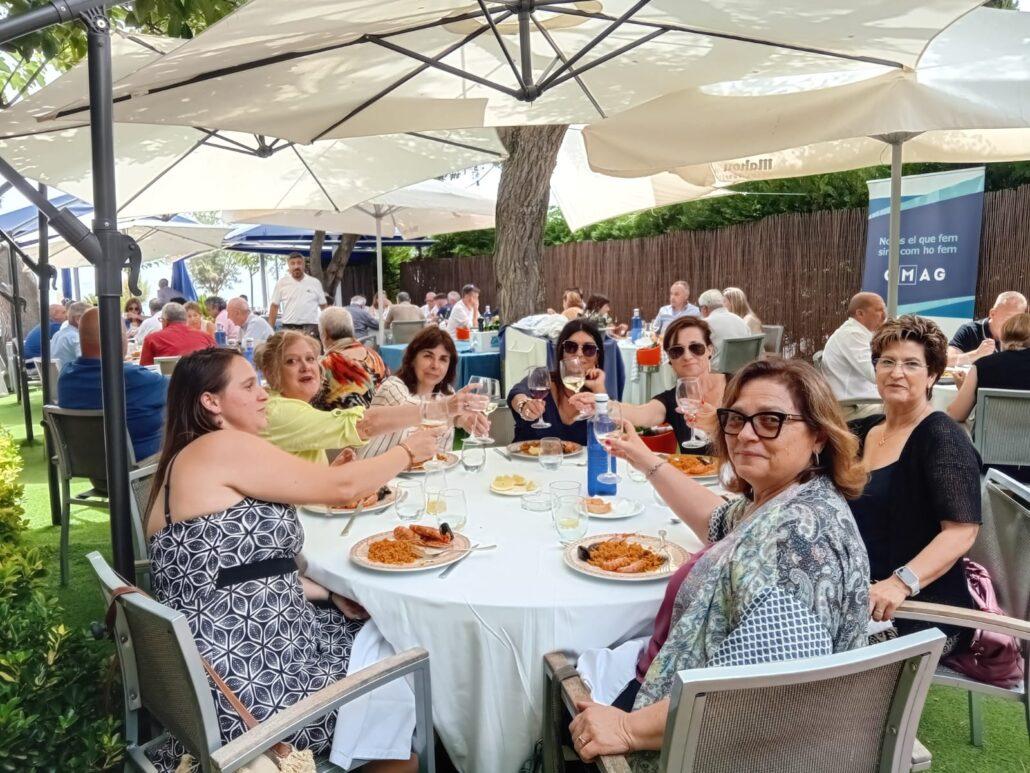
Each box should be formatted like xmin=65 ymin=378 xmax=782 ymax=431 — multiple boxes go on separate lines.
xmin=300 ymin=450 xmax=708 ymax=773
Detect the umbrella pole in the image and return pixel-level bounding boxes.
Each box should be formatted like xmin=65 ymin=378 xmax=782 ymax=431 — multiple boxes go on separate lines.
xmin=375 ymin=207 xmax=385 ymax=346
xmin=38 ymin=183 xmax=61 ymax=526
xmin=73 ymin=267 xmax=81 ymax=298
xmin=887 ymin=138 xmax=903 ymax=318
xmin=259 ymin=254 xmax=268 ymax=310
xmin=6 ymin=239 xmax=32 ymax=440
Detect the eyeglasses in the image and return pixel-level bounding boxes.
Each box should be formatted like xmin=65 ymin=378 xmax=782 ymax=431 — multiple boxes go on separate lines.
xmin=666 ymin=343 xmax=708 ymax=360
xmin=562 ymin=340 xmax=598 ymax=358
xmin=717 ymin=408 xmax=807 ymax=439
xmin=872 ymin=357 xmax=928 ymax=374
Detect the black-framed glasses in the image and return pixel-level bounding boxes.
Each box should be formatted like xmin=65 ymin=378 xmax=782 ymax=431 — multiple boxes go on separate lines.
xmin=666 ymin=342 xmax=707 ymax=360
xmin=562 ymin=340 xmax=598 ymax=358
xmin=717 ymin=408 xmax=807 ymax=439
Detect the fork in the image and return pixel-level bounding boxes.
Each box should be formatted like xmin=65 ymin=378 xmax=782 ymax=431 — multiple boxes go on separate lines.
xmin=339 ymin=500 xmax=365 ymax=536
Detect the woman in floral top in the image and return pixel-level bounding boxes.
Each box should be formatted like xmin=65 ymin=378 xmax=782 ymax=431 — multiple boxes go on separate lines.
xmin=571 ymin=358 xmax=870 ymax=771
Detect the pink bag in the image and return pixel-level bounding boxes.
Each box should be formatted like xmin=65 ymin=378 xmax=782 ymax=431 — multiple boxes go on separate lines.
xmin=942 ymin=559 xmax=1024 ymax=689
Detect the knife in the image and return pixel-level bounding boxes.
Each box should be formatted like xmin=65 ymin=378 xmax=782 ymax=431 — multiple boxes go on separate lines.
xmin=438 ymin=543 xmax=487 ymax=578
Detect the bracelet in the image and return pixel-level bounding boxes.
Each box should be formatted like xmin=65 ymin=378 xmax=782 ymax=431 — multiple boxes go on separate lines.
xmin=397 ymin=441 xmax=416 ymax=465
xmin=645 ymin=460 xmax=667 ymax=480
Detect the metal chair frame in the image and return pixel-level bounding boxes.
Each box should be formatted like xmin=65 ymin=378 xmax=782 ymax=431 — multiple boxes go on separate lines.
xmin=715 ymin=333 xmax=766 ymax=375
xmin=760 ymin=324 xmax=784 ymax=355
xmin=390 ymin=319 xmax=427 ymax=344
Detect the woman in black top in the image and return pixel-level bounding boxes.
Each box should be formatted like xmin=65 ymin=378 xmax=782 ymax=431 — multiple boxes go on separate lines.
xmin=849 ymin=315 xmax=981 ymax=654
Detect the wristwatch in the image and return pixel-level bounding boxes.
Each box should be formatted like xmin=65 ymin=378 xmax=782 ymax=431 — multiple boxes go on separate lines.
xmin=893 ymin=565 xmax=921 ymax=597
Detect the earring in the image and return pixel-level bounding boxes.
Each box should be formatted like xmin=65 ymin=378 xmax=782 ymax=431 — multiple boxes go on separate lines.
xmin=812 ymin=450 xmax=822 ymax=468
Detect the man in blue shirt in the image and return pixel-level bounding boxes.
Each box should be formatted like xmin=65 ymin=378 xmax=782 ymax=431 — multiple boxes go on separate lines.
xmin=654 ymin=280 xmax=701 ymax=333
xmin=23 ymin=303 xmax=67 ymax=359
xmin=58 ymin=307 xmax=169 ymax=462
xmin=50 ymin=301 xmax=90 ymax=372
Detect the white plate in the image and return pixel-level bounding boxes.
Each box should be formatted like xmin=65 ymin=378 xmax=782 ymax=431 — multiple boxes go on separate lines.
xmin=507 ymin=441 xmax=584 ymax=460
xmin=564 ymin=533 xmax=691 ymax=582
xmin=350 ymin=530 xmax=472 ymax=572
xmin=302 ymin=486 xmax=402 ymax=516
xmin=490 ymin=479 xmax=540 ymax=496
xmin=657 ymin=453 xmax=721 ymax=483
xmin=578 ymin=497 xmax=644 ymax=520
xmin=399 ymin=452 xmax=460 ymax=475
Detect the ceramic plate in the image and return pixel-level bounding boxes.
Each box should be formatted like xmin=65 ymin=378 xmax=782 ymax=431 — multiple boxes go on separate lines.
xmin=399 ymin=452 xmax=460 ymax=475
xmin=302 ymin=486 xmax=402 ymax=516
xmin=350 ymin=530 xmax=472 ymax=572
xmin=564 ymin=533 xmax=691 ymax=582
xmin=578 ymin=496 xmax=645 ymax=520
xmin=506 ymin=440 xmax=584 ymax=459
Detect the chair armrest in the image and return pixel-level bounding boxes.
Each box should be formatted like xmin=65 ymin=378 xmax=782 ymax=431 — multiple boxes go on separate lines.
xmin=896 ymin=600 xmax=1030 ymax=641
xmin=543 ymin=652 xmax=632 ymax=773
xmin=211 ymin=647 xmax=428 ymax=773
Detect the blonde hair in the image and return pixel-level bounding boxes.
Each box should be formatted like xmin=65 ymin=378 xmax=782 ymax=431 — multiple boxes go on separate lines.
xmin=712 ymin=357 xmax=866 ymax=500
xmin=563 ymin=290 xmax=584 ymax=310
xmin=254 ymin=331 xmax=320 ymax=392
xmin=723 ymin=287 xmax=759 ymax=324
xmin=1001 ymin=313 xmax=1030 ymax=351
xmin=184 ymin=301 xmax=204 ymax=316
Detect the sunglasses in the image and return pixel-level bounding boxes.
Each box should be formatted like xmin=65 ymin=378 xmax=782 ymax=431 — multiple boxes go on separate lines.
xmin=666 ymin=343 xmax=708 ymax=360
xmin=562 ymin=340 xmax=598 ymax=358
xmin=717 ymin=408 xmax=807 ymax=439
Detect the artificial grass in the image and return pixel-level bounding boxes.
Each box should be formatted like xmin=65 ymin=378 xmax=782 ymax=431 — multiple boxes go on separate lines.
xmin=2 ymin=390 xmax=1027 ymax=770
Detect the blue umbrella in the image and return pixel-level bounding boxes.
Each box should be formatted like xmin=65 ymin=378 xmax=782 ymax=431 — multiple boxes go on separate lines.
xmin=171 ymin=258 xmax=198 ymax=301
xmin=60 ymin=268 xmax=74 ymax=300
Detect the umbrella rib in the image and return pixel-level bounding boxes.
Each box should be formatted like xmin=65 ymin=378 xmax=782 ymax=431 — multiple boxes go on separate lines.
xmin=476 ymin=0 xmax=526 ymax=90
xmin=404 ymin=131 xmax=504 ymax=158
xmin=530 ymin=12 xmax=606 ymax=120
xmin=290 ymin=145 xmax=341 ymax=212
xmin=198 ymin=129 xmax=260 ymax=153
xmin=116 ymin=131 xmax=212 ymax=215
xmin=544 ymin=29 xmax=667 ymax=93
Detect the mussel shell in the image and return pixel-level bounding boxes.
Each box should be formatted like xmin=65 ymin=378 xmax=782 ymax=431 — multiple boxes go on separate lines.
xmin=577 ymin=545 xmax=592 ymax=562
xmin=440 ymin=522 xmax=454 ymax=540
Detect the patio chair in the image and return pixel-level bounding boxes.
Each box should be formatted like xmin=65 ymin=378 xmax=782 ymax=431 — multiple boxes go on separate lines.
xmin=896 ymin=469 xmax=1030 ymax=746
xmin=714 ymin=334 xmax=765 ymax=375
xmin=391 ymin=320 xmax=426 ymax=344
xmin=813 ymin=350 xmax=824 ymax=371
xmin=42 ymin=405 xmax=138 ymax=585
xmin=488 ymin=403 xmax=515 ymax=446
xmin=761 ymin=324 xmax=784 ymax=355
xmin=155 ymin=356 xmax=181 ymax=377
xmin=88 ymin=551 xmax=436 ymax=773
xmin=128 ymin=463 xmax=158 ymax=589
xmin=543 ymin=630 xmax=944 ymax=773
xmin=4 ymin=340 xmax=18 ymax=399
xmin=973 ymin=388 xmax=1030 ymax=469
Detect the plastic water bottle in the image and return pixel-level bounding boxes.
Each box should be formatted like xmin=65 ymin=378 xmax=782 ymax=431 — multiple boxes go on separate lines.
xmin=630 ymin=308 xmax=643 ymax=342
xmin=587 ymin=394 xmax=617 ymax=496
xmin=243 ymin=337 xmax=255 ymax=363
xmin=214 ymin=322 xmax=227 ymax=347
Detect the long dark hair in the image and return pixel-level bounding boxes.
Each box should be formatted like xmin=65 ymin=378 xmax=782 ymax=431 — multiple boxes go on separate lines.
xmin=146 ymin=347 xmax=244 ymax=515
xmin=553 ymin=318 xmax=604 ymax=383
xmin=395 ymin=327 xmax=458 ymax=395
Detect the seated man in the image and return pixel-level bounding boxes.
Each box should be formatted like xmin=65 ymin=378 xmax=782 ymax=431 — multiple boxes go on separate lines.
xmin=654 ymin=280 xmax=701 ymax=332
xmin=134 ymin=298 xmax=164 ymax=342
xmin=383 ymin=291 xmax=425 ymax=328
xmin=948 ymin=291 xmax=1028 ymax=366
xmin=821 ymin=292 xmax=887 ymax=419
xmin=139 ymin=301 xmax=216 ymax=366
xmin=50 ymin=301 xmax=90 ymax=372
xmin=697 ymin=288 xmax=750 ymax=369
xmin=344 ymin=295 xmax=379 ymax=341
xmin=23 ymin=303 xmax=67 ymax=359
xmin=226 ymin=296 xmax=274 ymax=344
xmin=58 ymin=308 xmax=169 ymax=462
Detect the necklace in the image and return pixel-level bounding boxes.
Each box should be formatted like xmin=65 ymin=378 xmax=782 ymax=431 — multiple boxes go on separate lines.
xmin=877 ymin=409 xmax=931 ymax=447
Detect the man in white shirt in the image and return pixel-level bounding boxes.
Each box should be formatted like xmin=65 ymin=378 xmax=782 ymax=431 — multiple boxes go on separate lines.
xmin=654 ymin=280 xmax=701 ymax=332
xmin=419 ymin=291 xmax=436 ymax=318
xmin=267 ymin=253 xmax=327 ymax=337
xmin=697 ymin=288 xmax=751 ymax=370
xmin=821 ymin=292 xmax=887 ymax=418
xmin=226 ymin=297 xmax=274 ymax=344
xmin=50 ymin=301 xmax=90 ymax=372
xmin=446 ymin=284 xmax=479 ymax=336
xmin=134 ymin=298 xmax=165 ymax=342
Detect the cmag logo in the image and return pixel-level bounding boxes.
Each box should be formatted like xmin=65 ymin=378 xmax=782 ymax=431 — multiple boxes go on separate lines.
xmin=882 ymin=265 xmax=947 ymax=286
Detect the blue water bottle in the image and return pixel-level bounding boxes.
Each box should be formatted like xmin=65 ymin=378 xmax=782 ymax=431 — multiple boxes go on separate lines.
xmin=587 ymin=394 xmax=617 ymax=496
xmin=243 ymin=336 xmax=255 ymax=364
xmin=214 ymin=322 xmax=227 ymax=347
xmin=629 ymin=308 xmax=643 ymax=342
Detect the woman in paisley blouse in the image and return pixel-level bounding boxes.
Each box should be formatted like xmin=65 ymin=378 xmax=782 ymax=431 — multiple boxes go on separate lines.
xmin=573 ymin=358 xmax=870 ymax=770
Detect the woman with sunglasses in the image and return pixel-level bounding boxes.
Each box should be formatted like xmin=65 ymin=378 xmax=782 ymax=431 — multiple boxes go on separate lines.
xmin=507 ymin=319 xmax=606 ymax=443
xmin=566 ymin=358 xmax=869 ymax=769
xmin=594 ymin=317 xmax=725 ymax=451
xmin=123 ymin=296 xmax=144 ymax=335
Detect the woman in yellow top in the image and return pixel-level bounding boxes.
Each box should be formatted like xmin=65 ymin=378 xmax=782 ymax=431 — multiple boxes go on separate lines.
xmin=256 ymin=331 xmax=476 ymax=464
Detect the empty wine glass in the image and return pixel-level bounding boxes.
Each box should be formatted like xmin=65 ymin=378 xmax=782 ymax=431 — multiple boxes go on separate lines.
xmin=466 ymin=376 xmax=500 ymax=445
xmin=593 ymin=402 xmax=622 ymax=484
xmin=526 ymin=366 xmax=552 ymax=429
xmin=560 ymin=358 xmax=591 ymax=421
xmin=676 ymin=377 xmax=706 ymax=449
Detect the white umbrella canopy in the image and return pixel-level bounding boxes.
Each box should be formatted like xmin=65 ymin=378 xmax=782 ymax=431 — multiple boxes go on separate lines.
xmin=36 ymin=1 xmax=983 ymax=143
xmin=0 ymin=35 xmax=506 ymax=218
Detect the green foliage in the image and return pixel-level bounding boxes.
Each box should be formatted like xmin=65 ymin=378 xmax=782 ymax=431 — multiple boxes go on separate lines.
xmin=189 ymin=251 xmax=243 ymax=295
xmin=0 ymin=427 xmax=123 ymax=771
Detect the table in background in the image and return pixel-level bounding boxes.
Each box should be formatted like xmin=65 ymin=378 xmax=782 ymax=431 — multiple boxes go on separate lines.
xmin=379 ymin=341 xmax=501 ymax=389
xmin=300 ymin=454 xmax=706 ymax=772
xmin=618 ymin=339 xmax=676 ymax=405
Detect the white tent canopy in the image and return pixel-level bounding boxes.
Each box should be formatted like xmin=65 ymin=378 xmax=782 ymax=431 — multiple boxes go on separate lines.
xmin=37 ymin=2 xmax=982 ymax=143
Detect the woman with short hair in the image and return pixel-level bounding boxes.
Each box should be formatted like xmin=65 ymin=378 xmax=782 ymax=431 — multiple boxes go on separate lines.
xmin=184 ymin=300 xmax=216 ymax=337
xmin=313 ymin=306 xmax=387 ymax=410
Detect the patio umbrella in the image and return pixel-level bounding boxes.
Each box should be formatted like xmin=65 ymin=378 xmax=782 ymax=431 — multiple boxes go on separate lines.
xmin=170 ymin=257 xmax=198 ymax=302
xmin=228 ymin=178 xmax=496 ymax=344
xmin=37 ymin=1 xmax=982 ymax=143
xmin=60 ymin=268 xmax=73 ymax=300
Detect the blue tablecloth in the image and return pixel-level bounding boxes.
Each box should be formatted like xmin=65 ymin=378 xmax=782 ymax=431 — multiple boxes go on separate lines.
xmin=380 ymin=341 xmax=502 ymax=388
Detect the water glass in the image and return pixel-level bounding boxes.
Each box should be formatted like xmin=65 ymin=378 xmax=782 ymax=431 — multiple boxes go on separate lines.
xmin=553 ymin=494 xmax=587 ymax=545
xmin=627 ymin=465 xmax=647 ymax=483
xmin=461 ymin=438 xmax=486 ymax=473
xmin=395 ymin=480 xmax=424 ymax=522
xmin=429 ymin=488 xmax=468 ymax=532
xmin=539 ymin=437 xmax=563 ymax=471
xmin=549 ymin=480 xmax=581 ymax=498
xmin=521 ymin=490 xmax=555 ymax=513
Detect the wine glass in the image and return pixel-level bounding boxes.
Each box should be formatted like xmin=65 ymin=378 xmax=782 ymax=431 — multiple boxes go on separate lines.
xmin=429 ymin=488 xmax=468 ymax=532
xmin=419 ymin=393 xmax=452 ymax=468
xmin=539 ymin=437 xmax=563 ymax=471
xmin=560 ymin=358 xmax=591 ymax=421
xmin=466 ymin=376 xmax=500 ymax=445
xmin=526 ymin=366 xmax=552 ymax=429
xmin=593 ymin=402 xmax=622 ymax=484
xmin=676 ymin=377 xmax=706 ymax=449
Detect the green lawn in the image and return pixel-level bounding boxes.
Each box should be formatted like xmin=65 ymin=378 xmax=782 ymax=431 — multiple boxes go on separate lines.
xmin=3 ymin=390 xmax=1027 ymax=771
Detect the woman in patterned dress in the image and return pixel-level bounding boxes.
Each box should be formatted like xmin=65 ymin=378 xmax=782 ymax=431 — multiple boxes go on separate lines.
xmin=570 ymin=358 xmax=870 ymax=771
xmin=144 ymin=347 xmax=438 ymax=772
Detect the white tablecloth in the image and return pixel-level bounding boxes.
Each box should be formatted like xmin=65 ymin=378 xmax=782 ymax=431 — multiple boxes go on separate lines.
xmin=300 ymin=454 xmax=705 ymax=773
xmin=931 ymin=383 xmax=958 ymax=412
xmin=617 ymin=339 xmax=676 ymax=405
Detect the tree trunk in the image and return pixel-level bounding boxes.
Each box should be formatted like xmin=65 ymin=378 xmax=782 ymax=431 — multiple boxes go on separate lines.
xmin=493 ymin=125 xmax=567 ymax=322
xmin=324 ymin=233 xmax=360 ymax=301
xmin=308 ymin=230 xmax=326 ymax=284
xmin=0 ymin=243 xmax=40 ymax=343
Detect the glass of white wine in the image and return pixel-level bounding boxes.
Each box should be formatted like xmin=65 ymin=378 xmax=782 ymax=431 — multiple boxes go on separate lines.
xmin=593 ymin=402 xmax=622 ymax=484
xmin=419 ymin=393 xmax=451 ymax=468
xmin=554 ymin=494 xmax=587 ymax=545
xmin=560 ymin=357 xmax=591 ymax=421
xmin=466 ymin=376 xmax=500 ymax=445
xmin=429 ymin=488 xmax=468 ymax=532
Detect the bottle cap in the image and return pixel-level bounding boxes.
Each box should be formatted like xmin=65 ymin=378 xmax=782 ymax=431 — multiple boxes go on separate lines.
xmin=594 ymin=393 xmax=609 ymax=403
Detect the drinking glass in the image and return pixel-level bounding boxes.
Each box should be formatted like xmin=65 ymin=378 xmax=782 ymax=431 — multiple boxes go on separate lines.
xmin=429 ymin=488 xmax=468 ymax=532
xmin=549 ymin=480 xmax=581 ymax=498
xmin=466 ymin=376 xmax=501 ymax=445
xmin=559 ymin=358 xmax=590 ymax=421
xmin=460 ymin=437 xmax=486 ymax=473
xmin=676 ymin=377 xmax=706 ymax=449
xmin=526 ymin=366 xmax=552 ymax=429
xmin=593 ymin=402 xmax=622 ymax=484
xmin=394 ymin=480 xmax=424 ymax=522
xmin=553 ymin=495 xmax=588 ymax=545
xmin=419 ymin=393 xmax=452 ymax=466
xmin=539 ymin=437 xmax=563 ymax=471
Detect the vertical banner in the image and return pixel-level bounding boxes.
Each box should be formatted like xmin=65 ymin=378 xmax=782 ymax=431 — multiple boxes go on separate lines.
xmin=862 ymin=167 xmax=984 ymax=337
